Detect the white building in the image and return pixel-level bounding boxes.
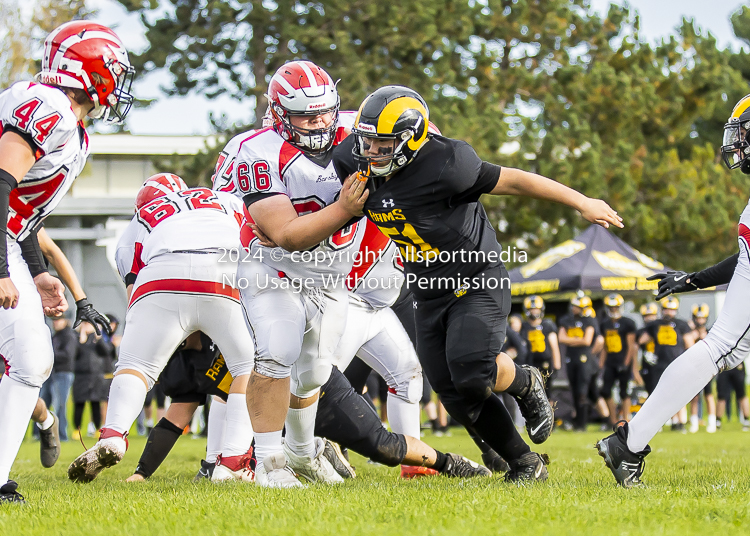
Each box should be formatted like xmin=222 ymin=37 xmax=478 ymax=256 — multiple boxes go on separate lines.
xmin=44 ymin=134 xmax=217 ymax=323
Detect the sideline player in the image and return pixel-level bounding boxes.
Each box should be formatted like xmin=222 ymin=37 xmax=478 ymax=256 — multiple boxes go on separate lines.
xmin=333 ymin=85 xmax=622 ymax=481
xmin=636 ymin=303 xmax=658 ymax=393
xmin=230 ymin=61 xmax=370 ymax=488
xmin=558 ymin=295 xmax=598 ymax=431
xmin=67 ymin=174 xmax=255 ymax=483
xmin=520 ymin=296 xmax=561 ymax=398
xmin=0 ymin=21 xmax=134 ymax=504
xmin=597 ymin=94 xmax=750 ymax=486
xmin=688 ymin=304 xmax=717 ymax=433
xmin=599 ymin=294 xmax=637 ymax=425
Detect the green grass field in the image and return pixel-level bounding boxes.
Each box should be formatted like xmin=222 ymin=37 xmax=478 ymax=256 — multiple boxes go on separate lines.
xmin=4 ymin=424 xmax=750 ymax=536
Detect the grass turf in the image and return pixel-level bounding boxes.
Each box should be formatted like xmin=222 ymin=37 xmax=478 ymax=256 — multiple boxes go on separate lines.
xmin=3 ymin=424 xmax=750 ymax=535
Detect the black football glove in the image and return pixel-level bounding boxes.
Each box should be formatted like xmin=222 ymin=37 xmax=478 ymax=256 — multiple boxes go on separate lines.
xmin=646 ymin=270 xmax=699 ymax=300
xmin=73 ymin=298 xmax=112 ymax=336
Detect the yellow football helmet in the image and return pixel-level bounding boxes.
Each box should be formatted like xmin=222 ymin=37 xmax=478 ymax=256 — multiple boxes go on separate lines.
xmin=583 ymin=306 xmax=596 ymax=318
xmin=660 ymin=296 xmax=680 ymax=310
xmin=571 ymin=293 xmax=592 ymax=309
xmin=604 ymin=293 xmax=624 ymax=307
xmin=692 ymin=303 xmax=709 ymax=318
xmin=640 ymin=303 xmax=658 ymax=316
xmin=721 ymin=94 xmax=750 ymax=174
xmin=523 ymin=295 xmax=545 ymax=313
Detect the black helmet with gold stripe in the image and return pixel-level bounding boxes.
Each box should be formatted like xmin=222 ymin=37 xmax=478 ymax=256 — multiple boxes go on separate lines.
xmin=721 ymin=94 xmax=750 ymax=174
xmin=352 ymin=86 xmax=430 ymax=179
xmin=523 ymin=295 xmax=545 ymax=320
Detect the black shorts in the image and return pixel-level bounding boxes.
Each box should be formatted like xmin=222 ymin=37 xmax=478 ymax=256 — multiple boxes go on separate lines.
xmin=717 ymin=365 xmax=746 ymax=402
xmin=601 ymin=363 xmax=631 ymax=400
xmin=317 ymin=367 xmax=407 ymax=466
xmin=414 ymin=265 xmax=511 ymax=423
xmin=158 ymin=350 xmax=232 ymax=405
xmin=642 ymin=366 xmax=667 ymax=396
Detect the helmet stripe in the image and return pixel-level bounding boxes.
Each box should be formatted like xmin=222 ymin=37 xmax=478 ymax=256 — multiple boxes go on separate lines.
xmin=731 ymin=95 xmax=750 ymax=119
xmin=298 ymin=61 xmax=318 ymax=88
xmin=376 ymin=97 xmax=428 ymax=135
xmin=271 ymin=72 xmax=296 ymax=96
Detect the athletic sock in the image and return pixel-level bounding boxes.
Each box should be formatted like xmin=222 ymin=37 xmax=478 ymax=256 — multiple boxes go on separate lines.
xmin=387 ymin=394 xmax=421 ymax=438
xmin=206 ymin=399 xmax=227 ymax=464
xmin=504 ymin=363 xmax=531 ymax=398
xmin=707 ymin=414 xmax=717 ymax=428
xmin=135 ymin=418 xmax=183 ymax=478
xmin=627 ymin=344 xmax=718 ymax=453
xmin=254 ymin=430 xmax=283 ymax=466
xmin=104 ymin=373 xmax=148 ymax=435
xmin=221 ymin=393 xmax=254 ymax=457
xmin=431 ymin=450 xmax=448 ymax=472
xmin=690 ymin=414 xmax=699 ymax=427
xmin=284 ymin=401 xmax=317 ymax=458
xmin=0 ymin=377 xmax=40 ymax=484
xmin=36 ymin=411 xmax=55 ymax=431
xmin=471 ymin=393 xmax=530 ymax=462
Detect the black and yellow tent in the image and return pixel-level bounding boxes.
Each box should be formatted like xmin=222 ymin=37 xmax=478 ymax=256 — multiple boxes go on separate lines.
xmin=509 ymin=225 xmax=668 ymax=299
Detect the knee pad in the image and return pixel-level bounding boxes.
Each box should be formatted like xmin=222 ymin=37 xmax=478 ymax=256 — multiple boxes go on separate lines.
xmin=254 ymin=320 xmax=304 ymax=379
xmin=8 ymin=353 xmax=53 ymax=388
xmin=453 ymin=375 xmax=494 ymax=405
xmin=389 ymin=371 xmax=424 ymax=404
xmin=291 ymin=361 xmax=332 ymax=399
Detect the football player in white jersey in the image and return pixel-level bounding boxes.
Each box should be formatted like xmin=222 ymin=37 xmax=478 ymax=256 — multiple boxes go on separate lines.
xmin=230 ymin=61 xmax=369 ymax=487
xmin=0 ymin=21 xmax=135 ymax=504
xmin=67 ymin=174 xmax=257 ymax=484
xmin=598 ymin=94 xmax=750 ymax=487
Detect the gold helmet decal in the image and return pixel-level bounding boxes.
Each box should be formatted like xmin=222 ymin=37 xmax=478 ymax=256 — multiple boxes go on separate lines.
xmin=660 ymin=296 xmax=679 ymax=310
xmin=571 ymin=294 xmax=592 ymax=309
xmin=603 ymin=293 xmax=624 ymax=307
xmin=691 ymin=303 xmax=709 ymax=318
xmin=640 ymin=303 xmax=658 ymax=316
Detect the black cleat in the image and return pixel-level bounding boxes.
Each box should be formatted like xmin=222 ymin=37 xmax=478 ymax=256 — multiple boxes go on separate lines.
xmin=322 ymin=440 xmax=356 ymax=479
xmin=481 ymin=450 xmax=511 ymax=473
xmin=39 ymin=413 xmax=61 ymax=468
xmin=515 ymin=365 xmax=554 ymax=444
xmin=193 ymin=459 xmax=216 ymax=482
xmin=596 ymin=421 xmax=651 ymax=488
xmin=440 ymin=453 xmax=491 ymax=478
xmin=0 ymin=481 xmax=26 ymax=504
xmin=504 ymin=452 xmax=549 ymax=483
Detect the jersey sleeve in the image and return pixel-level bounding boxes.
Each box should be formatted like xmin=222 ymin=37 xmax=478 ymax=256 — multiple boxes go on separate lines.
xmin=211 ymin=132 xmax=252 ymax=194
xmin=676 ymin=319 xmax=692 ymax=336
xmin=115 ymin=218 xmax=146 ymax=285
xmin=332 ymin=136 xmax=358 ymax=182
xmin=0 ymin=82 xmax=77 ymax=159
xmin=622 ymin=317 xmax=637 ymax=334
xmin=232 ymin=131 xmax=288 ymax=205
xmin=441 ymin=141 xmax=498 ymax=205
xmin=543 ymin=319 xmax=558 ymax=334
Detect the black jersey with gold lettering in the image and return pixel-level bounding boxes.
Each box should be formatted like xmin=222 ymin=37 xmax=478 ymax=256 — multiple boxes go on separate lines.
xmin=600 ymin=317 xmax=636 ymax=367
xmin=333 ymin=134 xmax=502 ymax=299
xmin=520 ymin=319 xmax=557 ymax=366
xmin=644 ymin=317 xmax=692 ymax=367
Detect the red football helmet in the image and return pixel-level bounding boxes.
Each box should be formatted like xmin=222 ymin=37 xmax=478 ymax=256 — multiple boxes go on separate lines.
xmin=135 ymin=173 xmax=188 ymax=210
xmin=36 ymin=21 xmax=135 ymax=124
xmin=266 ymin=61 xmax=339 ymax=153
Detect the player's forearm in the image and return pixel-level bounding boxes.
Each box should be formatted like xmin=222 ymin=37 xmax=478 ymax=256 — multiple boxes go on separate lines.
xmin=271 ymin=202 xmax=353 ymax=252
xmin=38 ymin=228 xmax=86 ymax=301
xmin=691 ymin=253 xmax=739 ymax=288
xmin=491 ymin=168 xmax=587 ymax=210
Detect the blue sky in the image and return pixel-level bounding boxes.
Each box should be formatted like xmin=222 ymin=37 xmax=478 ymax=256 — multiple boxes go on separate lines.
xmin=87 ymin=0 xmax=749 ymax=135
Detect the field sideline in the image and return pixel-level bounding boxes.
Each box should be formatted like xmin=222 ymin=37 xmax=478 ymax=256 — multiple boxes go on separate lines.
xmin=3 ymin=425 xmax=750 ymax=535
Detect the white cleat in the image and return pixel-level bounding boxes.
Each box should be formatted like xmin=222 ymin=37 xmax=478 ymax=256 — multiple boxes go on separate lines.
xmin=255 ymin=452 xmax=305 ymax=488
xmin=706 ymin=421 xmax=717 ymax=434
xmin=284 ymin=437 xmax=344 ymax=485
xmin=689 ymin=421 xmax=699 ymax=434
xmin=211 ymin=452 xmax=255 ymax=483
xmin=68 ymin=436 xmax=127 ymax=483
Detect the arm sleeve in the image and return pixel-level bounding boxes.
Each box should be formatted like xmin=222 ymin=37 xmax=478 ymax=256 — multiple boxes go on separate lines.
xmin=691 ymin=253 xmax=739 ymax=288
xmin=0 ymin=169 xmax=17 ymax=278
xmin=19 ymin=225 xmax=48 ymax=277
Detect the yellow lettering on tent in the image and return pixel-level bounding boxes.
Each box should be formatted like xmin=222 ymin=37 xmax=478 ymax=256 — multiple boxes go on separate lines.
xmin=511 ymin=279 xmax=560 ymax=296
xmin=519 ymin=240 xmax=586 ymax=278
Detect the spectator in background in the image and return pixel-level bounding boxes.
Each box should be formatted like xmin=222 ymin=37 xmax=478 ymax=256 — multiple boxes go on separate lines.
xmin=72 ymin=321 xmax=109 ymax=438
xmin=39 ymin=316 xmax=78 ymax=442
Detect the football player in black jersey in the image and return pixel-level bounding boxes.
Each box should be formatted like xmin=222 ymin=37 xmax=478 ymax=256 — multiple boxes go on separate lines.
xmin=520 ymin=296 xmax=561 ymax=398
xmin=688 ymin=304 xmax=717 ymax=433
xmin=333 ymin=86 xmax=622 ymax=481
xmin=636 ymin=303 xmax=658 ymax=393
xmin=558 ymin=295 xmax=598 ymax=431
xmin=638 ymin=297 xmax=696 ymax=431
xmin=599 ymin=294 xmax=637 ymax=426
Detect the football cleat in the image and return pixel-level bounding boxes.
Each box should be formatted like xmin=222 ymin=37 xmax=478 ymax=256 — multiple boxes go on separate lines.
xmin=211 ymin=449 xmax=255 ymax=483
xmin=39 ymin=412 xmax=61 ymax=468
xmin=284 ymin=438 xmax=344 ymax=485
xmin=322 ymin=440 xmax=356 ymax=479
xmin=503 ymin=452 xmax=549 ymax=483
xmin=596 ymin=421 xmax=651 ymax=488
xmin=514 ymin=365 xmax=554 ymax=444
xmin=481 ymin=450 xmax=511 ymax=473
xmin=193 ymin=459 xmax=216 ymax=482
xmin=400 ymin=465 xmax=439 ymax=479
xmin=0 ymin=481 xmax=25 ymax=504
xmin=68 ymin=429 xmax=127 ymax=483
xmin=255 ymin=452 xmax=305 ymax=489
xmin=440 ymin=453 xmax=491 ymax=478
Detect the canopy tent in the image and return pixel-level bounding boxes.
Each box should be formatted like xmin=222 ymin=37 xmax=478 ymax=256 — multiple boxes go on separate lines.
xmin=509 ymin=225 xmax=669 ymax=299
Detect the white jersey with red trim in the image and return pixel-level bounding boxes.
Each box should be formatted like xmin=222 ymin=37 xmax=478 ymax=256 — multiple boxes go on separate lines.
xmin=211 ymin=131 xmax=255 ymax=194
xmin=115 ymin=188 xmax=244 ymax=283
xmin=231 ymin=111 xmax=366 ymax=284
xmin=347 ymin=219 xmax=404 ymax=308
xmin=0 ymin=82 xmax=89 ymax=241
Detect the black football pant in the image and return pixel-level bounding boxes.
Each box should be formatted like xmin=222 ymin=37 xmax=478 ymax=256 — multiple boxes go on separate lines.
xmin=566 ymin=357 xmax=594 ymax=431
xmin=600 ymin=363 xmax=631 ymax=401
xmin=412 ymin=266 xmax=530 ymax=462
